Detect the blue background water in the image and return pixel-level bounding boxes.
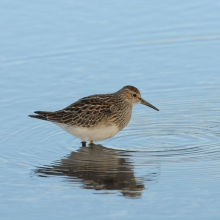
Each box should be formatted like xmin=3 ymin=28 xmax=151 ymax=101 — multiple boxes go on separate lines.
xmin=1 ymin=1 xmax=220 ymax=219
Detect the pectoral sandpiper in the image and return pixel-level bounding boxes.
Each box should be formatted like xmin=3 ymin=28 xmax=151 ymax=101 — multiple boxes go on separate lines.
xmin=29 ymin=85 xmax=159 ymax=146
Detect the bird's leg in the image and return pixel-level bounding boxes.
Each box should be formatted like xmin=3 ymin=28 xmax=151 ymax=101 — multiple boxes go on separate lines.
xmin=89 ymin=141 xmax=94 ymax=149
xmin=82 ymin=141 xmax=86 ymax=147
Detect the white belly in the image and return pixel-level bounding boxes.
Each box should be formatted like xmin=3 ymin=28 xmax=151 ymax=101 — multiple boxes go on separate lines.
xmin=54 ymin=123 xmax=119 ymax=142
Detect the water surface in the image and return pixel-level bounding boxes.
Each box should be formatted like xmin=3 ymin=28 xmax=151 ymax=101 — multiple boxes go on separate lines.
xmin=1 ymin=0 xmax=220 ymax=219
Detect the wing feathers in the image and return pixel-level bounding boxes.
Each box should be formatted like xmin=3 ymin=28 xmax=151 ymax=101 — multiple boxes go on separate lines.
xmin=29 ymin=95 xmax=116 ymax=127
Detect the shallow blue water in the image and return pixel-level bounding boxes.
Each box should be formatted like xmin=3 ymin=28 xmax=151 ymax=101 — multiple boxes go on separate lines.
xmin=1 ymin=1 xmax=220 ymax=219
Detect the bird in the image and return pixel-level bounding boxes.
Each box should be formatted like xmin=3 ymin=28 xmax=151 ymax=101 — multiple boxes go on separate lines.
xmin=29 ymin=85 xmax=159 ymax=146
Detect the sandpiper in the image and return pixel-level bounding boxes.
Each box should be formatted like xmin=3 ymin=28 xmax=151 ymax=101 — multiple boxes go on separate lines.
xmin=29 ymin=85 xmax=159 ymax=146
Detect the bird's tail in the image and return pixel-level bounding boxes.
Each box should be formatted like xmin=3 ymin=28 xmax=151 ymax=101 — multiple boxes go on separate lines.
xmin=29 ymin=111 xmax=55 ymax=121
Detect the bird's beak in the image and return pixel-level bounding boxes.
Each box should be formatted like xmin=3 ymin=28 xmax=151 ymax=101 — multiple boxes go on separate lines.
xmin=140 ymin=98 xmax=159 ymax=111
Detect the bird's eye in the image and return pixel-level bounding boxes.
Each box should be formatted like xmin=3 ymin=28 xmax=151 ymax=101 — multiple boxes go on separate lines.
xmin=133 ymin=94 xmax=137 ymax=97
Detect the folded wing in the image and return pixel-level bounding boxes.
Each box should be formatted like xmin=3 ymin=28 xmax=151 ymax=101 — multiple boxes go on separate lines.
xmin=29 ymin=96 xmax=114 ymax=127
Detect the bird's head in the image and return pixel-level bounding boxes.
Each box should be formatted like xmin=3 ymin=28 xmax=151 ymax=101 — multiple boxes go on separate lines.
xmin=117 ymin=85 xmax=159 ymax=111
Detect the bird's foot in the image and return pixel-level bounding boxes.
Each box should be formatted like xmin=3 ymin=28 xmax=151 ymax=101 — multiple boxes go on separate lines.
xmin=89 ymin=141 xmax=94 ymax=146
xmin=89 ymin=141 xmax=94 ymax=149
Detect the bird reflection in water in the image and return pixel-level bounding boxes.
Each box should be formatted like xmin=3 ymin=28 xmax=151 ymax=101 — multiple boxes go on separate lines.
xmin=35 ymin=144 xmax=156 ymax=198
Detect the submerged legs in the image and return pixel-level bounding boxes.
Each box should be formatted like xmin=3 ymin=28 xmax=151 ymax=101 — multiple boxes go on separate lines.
xmin=81 ymin=141 xmax=94 ymax=147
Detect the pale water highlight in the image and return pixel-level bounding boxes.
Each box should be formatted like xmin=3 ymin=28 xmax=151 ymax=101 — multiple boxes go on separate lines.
xmin=1 ymin=0 xmax=220 ymax=219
